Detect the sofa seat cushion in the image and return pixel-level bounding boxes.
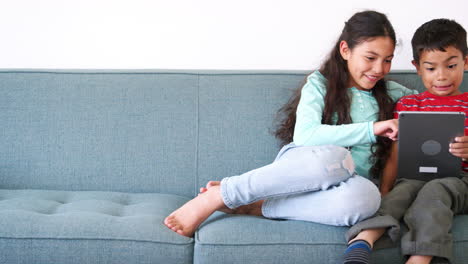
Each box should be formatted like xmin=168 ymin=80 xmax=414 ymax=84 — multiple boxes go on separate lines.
xmin=194 ymin=212 xmax=369 ymax=264
xmin=0 ymin=189 xmax=193 ymax=264
xmin=195 ymin=212 xmax=468 ymax=264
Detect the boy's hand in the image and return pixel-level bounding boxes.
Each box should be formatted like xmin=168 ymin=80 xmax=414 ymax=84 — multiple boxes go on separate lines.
xmin=373 ymin=119 xmax=399 ymax=141
xmin=449 ymin=136 xmax=468 ymax=161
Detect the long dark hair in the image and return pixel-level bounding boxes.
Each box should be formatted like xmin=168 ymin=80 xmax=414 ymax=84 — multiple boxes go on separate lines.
xmin=274 ymin=10 xmax=396 ymax=178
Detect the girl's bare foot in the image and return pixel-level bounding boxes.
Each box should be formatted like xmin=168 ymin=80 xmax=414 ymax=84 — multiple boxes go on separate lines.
xmin=198 ymin=181 xmax=235 ymax=213
xmin=199 ymin=181 xmax=221 ymax=194
xmin=231 ymin=200 xmax=264 ymax=216
xmin=164 ymin=185 xmax=227 ymax=237
xmin=199 ymin=181 xmax=264 ymax=216
xmin=405 ymin=255 xmax=433 ymax=264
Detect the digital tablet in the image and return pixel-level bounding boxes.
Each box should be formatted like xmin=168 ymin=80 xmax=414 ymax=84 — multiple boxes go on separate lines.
xmin=397 ymin=111 xmax=465 ymax=181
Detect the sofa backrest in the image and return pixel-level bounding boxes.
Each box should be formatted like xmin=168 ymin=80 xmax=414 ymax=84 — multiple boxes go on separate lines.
xmin=0 ymin=70 xmax=466 ymax=196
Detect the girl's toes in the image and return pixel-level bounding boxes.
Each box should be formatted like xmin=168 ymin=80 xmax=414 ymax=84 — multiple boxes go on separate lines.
xmin=206 ymin=181 xmax=220 ymax=188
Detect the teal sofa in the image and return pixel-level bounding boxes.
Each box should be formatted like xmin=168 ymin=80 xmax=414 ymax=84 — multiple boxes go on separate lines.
xmin=0 ymin=70 xmax=467 ymax=264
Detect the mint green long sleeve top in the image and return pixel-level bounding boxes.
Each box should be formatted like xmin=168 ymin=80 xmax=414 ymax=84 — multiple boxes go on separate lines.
xmin=293 ymin=71 xmax=417 ymax=178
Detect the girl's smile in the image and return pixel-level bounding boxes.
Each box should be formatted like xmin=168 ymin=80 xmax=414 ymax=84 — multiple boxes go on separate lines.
xmin=365 ymin=74 xmax=381 ymax=82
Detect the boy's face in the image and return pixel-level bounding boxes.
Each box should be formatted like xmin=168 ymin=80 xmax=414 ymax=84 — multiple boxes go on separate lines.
xmin=413 ymin=46 xmax=468 ymax=96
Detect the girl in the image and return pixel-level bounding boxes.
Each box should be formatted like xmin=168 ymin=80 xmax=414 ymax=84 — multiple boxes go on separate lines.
xmin=164 ymin=10 xmax=416 ymax=237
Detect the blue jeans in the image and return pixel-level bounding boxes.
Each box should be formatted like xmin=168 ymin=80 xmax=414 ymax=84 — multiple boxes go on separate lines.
xmin=220 ymin=144 xmax=381 ymax=226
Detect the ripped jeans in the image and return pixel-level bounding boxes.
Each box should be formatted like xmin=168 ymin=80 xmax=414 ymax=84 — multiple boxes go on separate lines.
xmin=220 ymin=143 xmax=381 ymax=226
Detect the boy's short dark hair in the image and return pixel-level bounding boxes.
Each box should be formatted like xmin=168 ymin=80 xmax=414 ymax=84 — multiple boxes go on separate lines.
xmin=411 ymin=18 xmax=467 ymax=64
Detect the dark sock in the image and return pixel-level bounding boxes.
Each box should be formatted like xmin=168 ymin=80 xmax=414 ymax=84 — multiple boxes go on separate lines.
xmin=343 ymin=239 xmax=372 ymax=264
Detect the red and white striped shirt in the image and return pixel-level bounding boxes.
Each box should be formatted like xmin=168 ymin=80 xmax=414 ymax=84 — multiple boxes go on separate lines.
xmin=394 ymin=91 xmax=468 ymax=172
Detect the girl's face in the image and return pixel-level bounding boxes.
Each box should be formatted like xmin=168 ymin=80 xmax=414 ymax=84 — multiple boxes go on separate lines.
xmin=340 ymin=36 xmax=395 ymax=90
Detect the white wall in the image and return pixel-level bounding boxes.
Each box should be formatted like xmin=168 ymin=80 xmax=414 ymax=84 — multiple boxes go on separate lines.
xmin=0 ymin=0 xmax=466 ymax=70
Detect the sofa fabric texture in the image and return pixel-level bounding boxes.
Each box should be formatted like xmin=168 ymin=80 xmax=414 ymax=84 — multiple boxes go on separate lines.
xmin=0 ymin=70 xmax=467 ymax=264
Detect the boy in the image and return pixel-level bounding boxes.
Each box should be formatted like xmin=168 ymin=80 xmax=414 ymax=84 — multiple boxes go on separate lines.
xmin=343 ymin=19 xmax=468 ymax=264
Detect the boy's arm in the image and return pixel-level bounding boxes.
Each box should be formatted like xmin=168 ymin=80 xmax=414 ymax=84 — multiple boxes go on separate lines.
xmin=379 ymin=141 xmax=398 ymax=196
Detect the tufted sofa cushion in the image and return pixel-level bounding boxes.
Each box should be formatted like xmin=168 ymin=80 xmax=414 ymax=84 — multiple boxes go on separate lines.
xmin=0 ymin=189 xmax=193 ymax=264
xmin=194 ymin=212 xmax=468 ymax=264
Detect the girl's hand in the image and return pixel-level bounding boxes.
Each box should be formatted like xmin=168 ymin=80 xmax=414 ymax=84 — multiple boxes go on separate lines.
xmin=449 ymin=136 xmax=468 ymax=161
xmin=373 ymin=119 xmax=398 ymax=141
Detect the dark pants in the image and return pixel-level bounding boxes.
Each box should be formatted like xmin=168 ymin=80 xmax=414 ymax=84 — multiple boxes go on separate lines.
xmin=346 ymin=174 xmax=468 ymax=263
